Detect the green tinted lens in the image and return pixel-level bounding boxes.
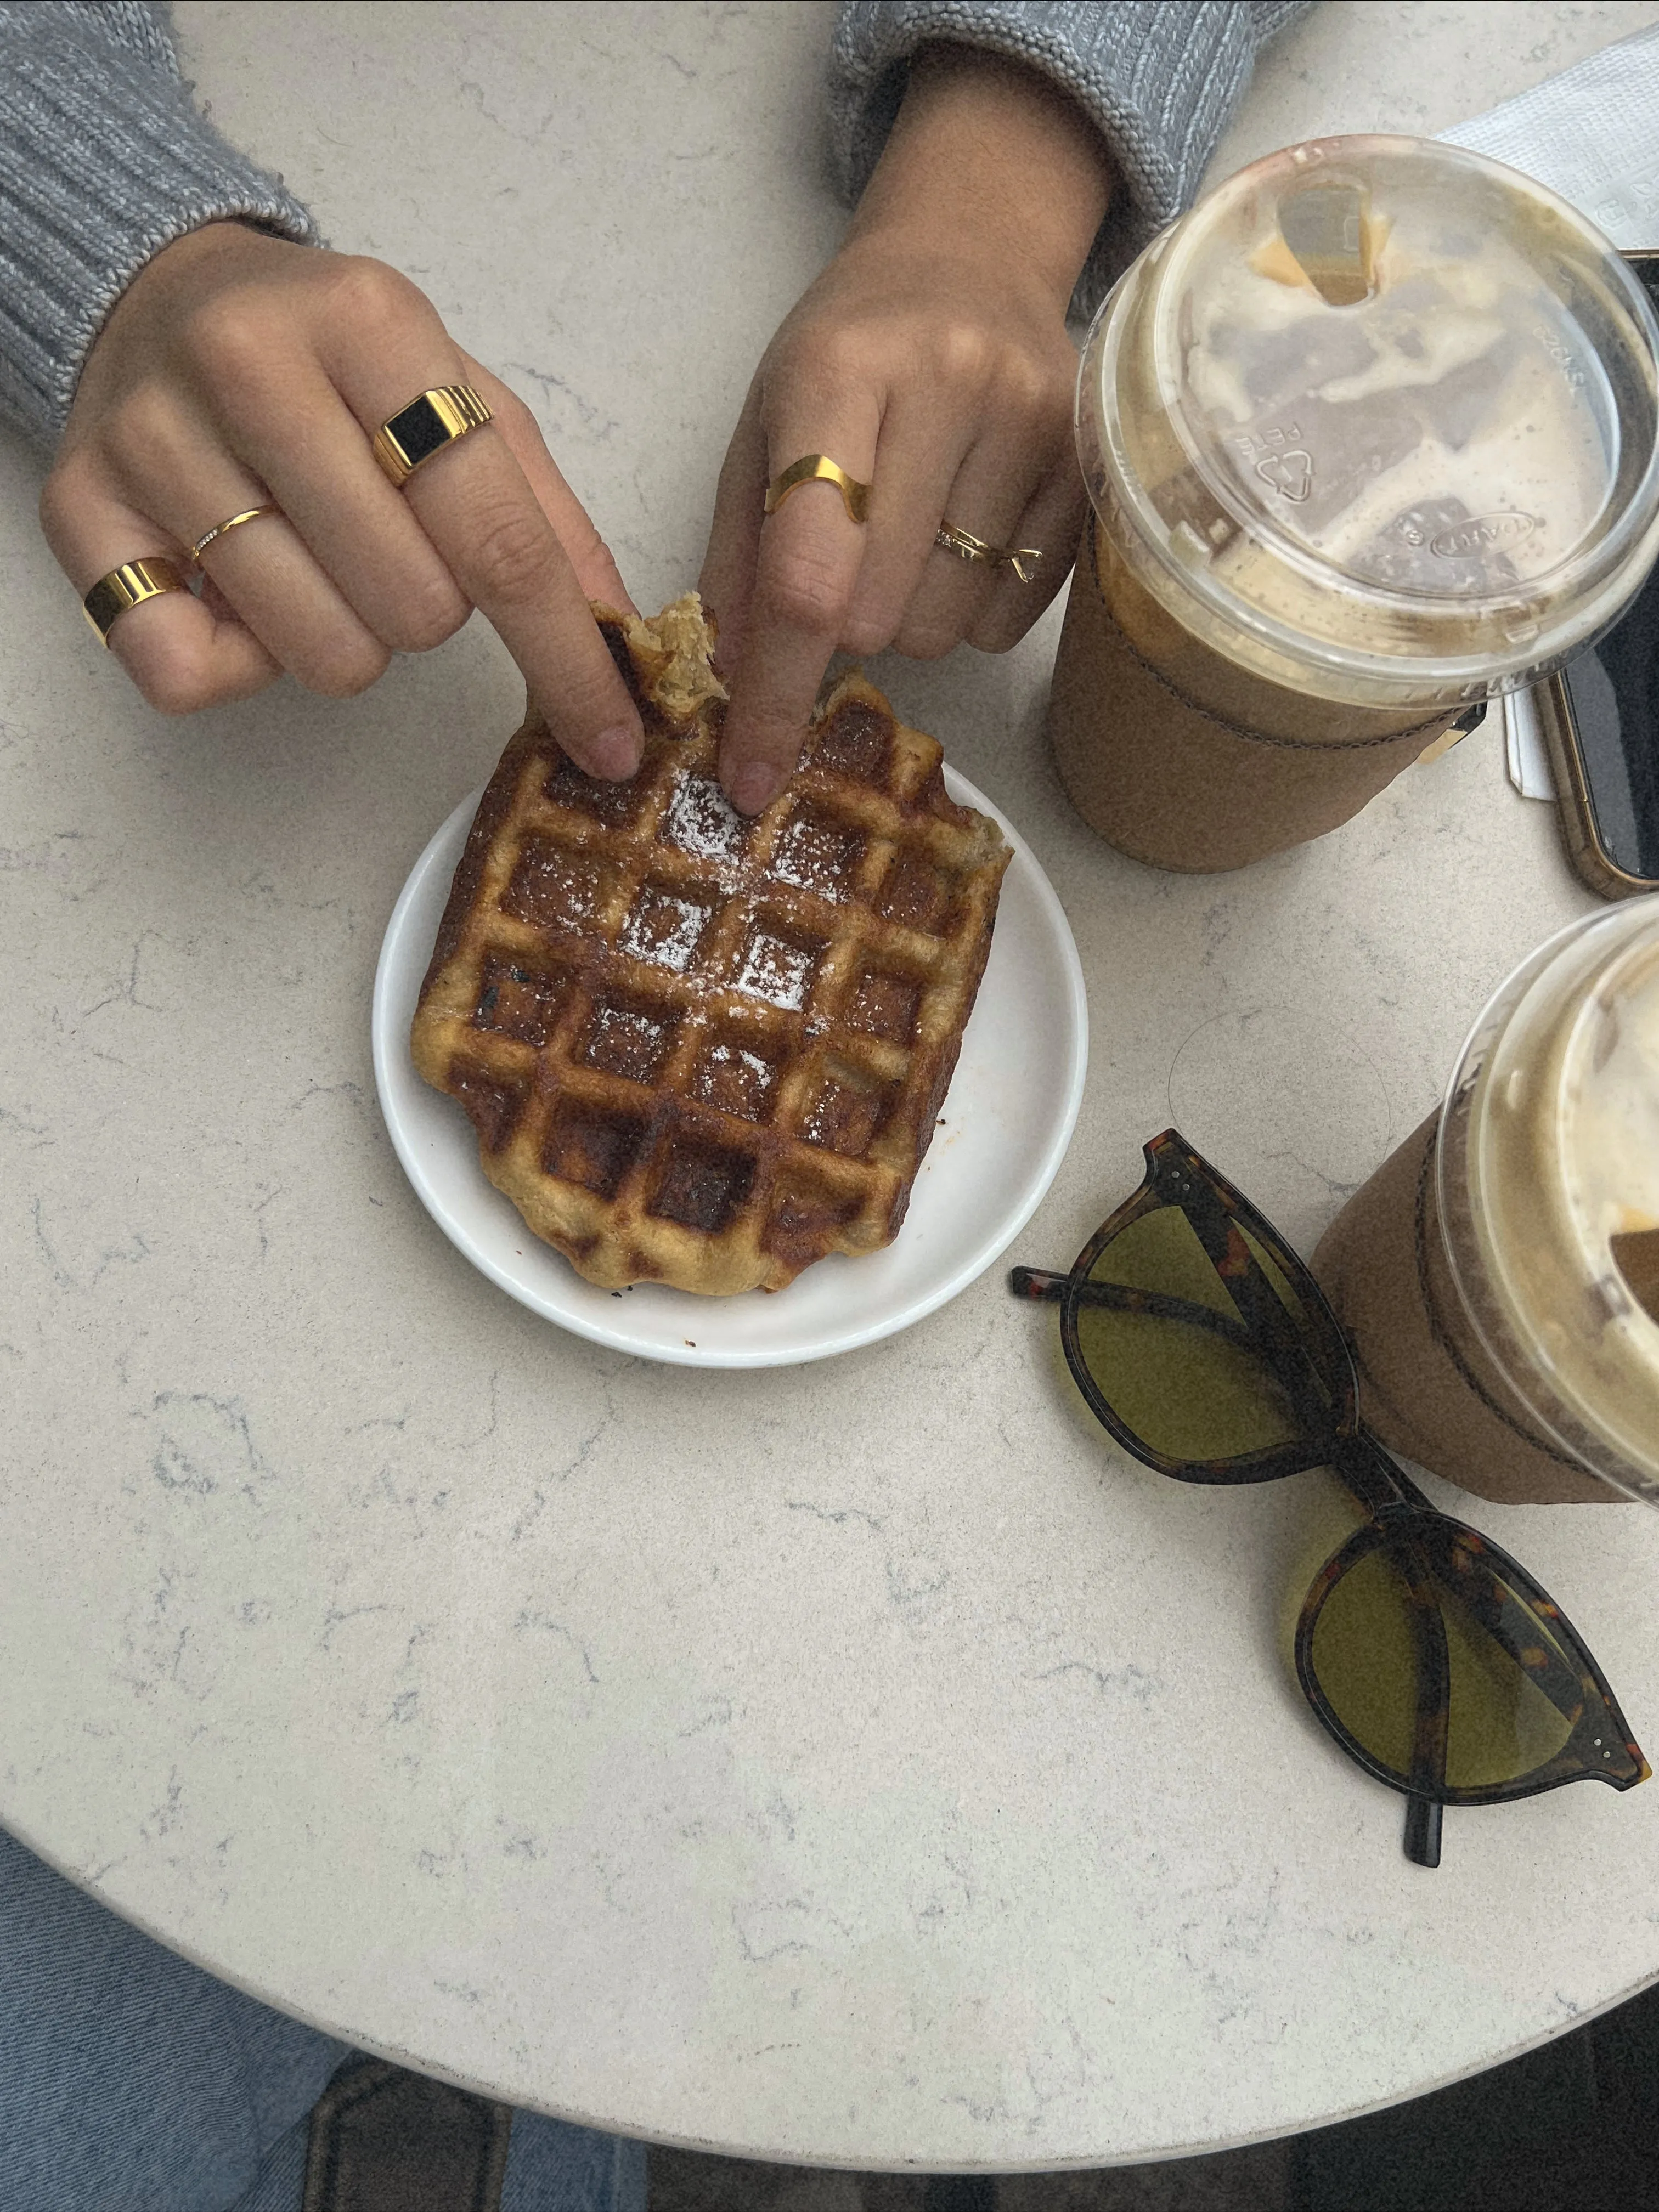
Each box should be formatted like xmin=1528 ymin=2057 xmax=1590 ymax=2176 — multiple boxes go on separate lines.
xmin=1073 ymin=1204 xmax=1305 ymax=1462
xmin=1307 ymin=1535 xmax=1582 ymax=1792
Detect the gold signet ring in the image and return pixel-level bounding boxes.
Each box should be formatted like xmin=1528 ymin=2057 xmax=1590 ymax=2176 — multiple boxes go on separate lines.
xmin=82 ymin=557 xmax=192 ymax=646
xmin=934 ymin=523 xmax=1043 ymax=584
xmin=373 ymin=383 xmax=494 ymax=488
xmin=764 ymin=455 xmax=871 ymax=525
xmin=189 ymin=504 xmax=281 ymax=564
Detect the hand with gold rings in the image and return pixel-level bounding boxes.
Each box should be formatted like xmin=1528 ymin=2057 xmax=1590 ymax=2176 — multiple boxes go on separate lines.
xmin=41 ymin=223 xmax=645 ymax=778
xmin=699 ymin=46 xmax=1110 ymax=815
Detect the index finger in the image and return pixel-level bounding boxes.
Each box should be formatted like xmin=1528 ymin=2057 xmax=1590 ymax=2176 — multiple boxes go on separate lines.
xmin=403 ymin=422 xmax=642 ymax=778
xmin=459 ymin=354 xmax=637 ymax=618
xmin=716 ymin=423 xmax=877 ymax=815
xmin=325 ymin=331 xmax=643 ymax=778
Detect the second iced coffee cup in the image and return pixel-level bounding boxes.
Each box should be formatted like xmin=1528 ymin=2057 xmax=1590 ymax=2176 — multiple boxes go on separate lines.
xmin=1048 ymin=135 xmax=1659 ymax=872
xmin=1313 ymin=897 xmax=1659 ymax=1507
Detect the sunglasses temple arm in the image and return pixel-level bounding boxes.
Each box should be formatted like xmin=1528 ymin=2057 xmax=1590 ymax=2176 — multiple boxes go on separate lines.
xmin=1174 ymin=1183 xmax=1334 ymax=1433
xmin=1011 ymin=1271 xmax=1267 ymax=1356
xmin=1404 ymin=1664 xmax=1451 ymax=1869
xmin=1340 ymin=1437 xmax=1595 ymax=1722
xmin=1405 ymin=1795 xmax=1443 ymax=1867
xmin=1397 ymin=1529 xmax=1453 ymax=1869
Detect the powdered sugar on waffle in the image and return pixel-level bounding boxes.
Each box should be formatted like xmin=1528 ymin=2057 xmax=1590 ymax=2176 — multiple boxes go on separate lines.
xmin=733 ymin=929 xmax=814 ymax=1010
xmin=664 ymin=773 xmax=745 ymax=874
xmin=618 ymin=891 xmax=708 ymax=974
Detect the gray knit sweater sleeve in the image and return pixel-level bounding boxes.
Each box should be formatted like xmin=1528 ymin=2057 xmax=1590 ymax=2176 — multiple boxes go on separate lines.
xmin=0 ymin=0 xmax=317 ymax=451
xmin=829 ymin=1 xmax=1313 ymax=315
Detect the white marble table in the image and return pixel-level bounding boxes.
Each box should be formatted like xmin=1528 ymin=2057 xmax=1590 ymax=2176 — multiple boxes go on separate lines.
xmin=6 ymin=0 xmax=1659 ymax=2176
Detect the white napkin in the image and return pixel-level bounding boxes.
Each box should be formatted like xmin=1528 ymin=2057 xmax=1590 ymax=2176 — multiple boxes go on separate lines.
xmin=1502 ymin=682 xmax=1555 ymax=800
xmin=1440 ymin=23 xmax=1659 ymax=250
xmin=1437 ymin=26 xmax=1659 ymax=798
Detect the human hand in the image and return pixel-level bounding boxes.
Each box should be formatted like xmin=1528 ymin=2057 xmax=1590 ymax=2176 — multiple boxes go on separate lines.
xmin=41 ymin=224 xmax=645 ymax=777
xmin=700 ymin=44 xmax=1113 ymax=813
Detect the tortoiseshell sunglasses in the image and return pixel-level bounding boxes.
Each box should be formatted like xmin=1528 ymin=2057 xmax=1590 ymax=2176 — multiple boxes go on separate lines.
xmin=1012 ymin=1130 xmax=1647 ymax=1868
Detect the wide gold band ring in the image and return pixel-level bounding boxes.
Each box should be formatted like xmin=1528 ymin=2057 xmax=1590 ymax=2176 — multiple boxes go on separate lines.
xmin=764 ymin=455 xmax=871 ymax=525
xmin=372 ymin=383 xmax=494 ymax=488
xmin=934 ymin=522 xmax=1043 ymax=585
xmin=189 ymin=504 xmax=281 ymax=564
xmin=82 ymin=557 xmax=192 ymax=646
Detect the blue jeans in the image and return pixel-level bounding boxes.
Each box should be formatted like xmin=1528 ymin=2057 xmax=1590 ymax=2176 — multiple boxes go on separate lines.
xmin=0 ymin=1825 xmax=646 ymax=2212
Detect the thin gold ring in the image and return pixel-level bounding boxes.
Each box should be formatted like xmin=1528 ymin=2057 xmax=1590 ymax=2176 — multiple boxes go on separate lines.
xmin=373 ymin=383 xmax=494 ymax=488
xmin=189 ymin=504 xmax=281 ymax=564
xmin=934 ymin=522 xmax=1043 ymax=585
xmin=82 ymin=557 xmax=192 ymax=646
xmin=764 ymin=455 xmax=871 ymax=525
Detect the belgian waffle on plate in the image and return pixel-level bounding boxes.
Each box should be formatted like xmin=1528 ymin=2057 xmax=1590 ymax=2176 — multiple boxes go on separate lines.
xmin=410 ymin=595 xmax=1012 ymax=1294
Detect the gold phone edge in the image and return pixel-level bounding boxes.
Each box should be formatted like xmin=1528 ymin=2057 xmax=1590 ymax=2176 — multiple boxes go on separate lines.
xmin=1534 ymin=670 xmax=1659 ymax=902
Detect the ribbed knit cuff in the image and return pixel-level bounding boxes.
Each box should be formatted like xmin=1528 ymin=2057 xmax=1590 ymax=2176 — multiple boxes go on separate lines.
xmin=828 ymin=0 xmax=1313 ymax=321
xmin=0 ymin=2 xmax=318 ymax=451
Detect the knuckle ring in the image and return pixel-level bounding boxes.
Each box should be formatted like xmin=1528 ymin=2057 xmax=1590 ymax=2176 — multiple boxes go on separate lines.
xmin=934 ymin=522 xmax=1043 ymax=585
xmin=764 ymin=455 xmax=871 ymax=525
xmin=189 ymin=504 xmax=281 ymax=564
xmin=373 ymin=383 xmax=494 ymax=488
xmin=82 ymin=556 xmax=192 ymax=646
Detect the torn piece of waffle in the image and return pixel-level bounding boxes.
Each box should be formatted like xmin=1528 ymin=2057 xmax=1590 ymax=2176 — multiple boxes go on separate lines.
xmin=411 ymin=595 xmax=1012 ymax=1295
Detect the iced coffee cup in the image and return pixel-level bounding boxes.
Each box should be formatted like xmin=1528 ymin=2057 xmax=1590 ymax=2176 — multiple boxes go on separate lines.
xmin=1049 ymin=137 xmax=1659 ymax=872
xmin=1312 ymin=898 xmax=1659 ymax=1506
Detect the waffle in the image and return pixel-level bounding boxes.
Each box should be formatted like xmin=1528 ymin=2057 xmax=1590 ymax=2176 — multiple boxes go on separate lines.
xmin=411 ymin=595 xmax=1012 ymax=1294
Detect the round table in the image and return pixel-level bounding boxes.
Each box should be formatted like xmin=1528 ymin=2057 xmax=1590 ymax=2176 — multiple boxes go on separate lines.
xmin=6 ymin=0 xmax=1659 ymax=2174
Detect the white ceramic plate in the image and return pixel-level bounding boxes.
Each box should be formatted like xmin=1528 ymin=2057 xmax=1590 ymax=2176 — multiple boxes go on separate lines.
xmin=373 ymin=771 xmax=1087 ymax=1367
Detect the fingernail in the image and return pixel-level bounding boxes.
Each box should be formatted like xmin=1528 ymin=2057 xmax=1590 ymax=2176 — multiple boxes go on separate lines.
xmin=727 ymin=761 xmax=783 ymax=816
xmin=588 ymin=723 xmax=641 ymax=780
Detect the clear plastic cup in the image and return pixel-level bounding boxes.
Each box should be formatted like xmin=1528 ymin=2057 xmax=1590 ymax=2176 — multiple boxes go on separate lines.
xmin=1312 ymin=898 xmax=1659 ymax=1505
xmin=1049 ymin=135 xmax=1659 ymax=871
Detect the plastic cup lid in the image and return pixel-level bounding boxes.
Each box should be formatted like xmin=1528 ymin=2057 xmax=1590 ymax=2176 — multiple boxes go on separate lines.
xmin=1092 ymin=135 xmax=1659 ymax=692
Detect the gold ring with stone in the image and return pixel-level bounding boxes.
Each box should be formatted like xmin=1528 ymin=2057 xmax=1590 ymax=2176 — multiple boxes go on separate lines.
xmin=764 ymin=455 xmax=871 ymax=525
xmin=372 ymin=383 xmax=494 ymax=488
xmin=189 ymin=504 xmax=281 ymax=564
xmin=82 ymin=557 xmax=193 ymax=646
xmin=934 ymin=522 xmax=1043 ymax=585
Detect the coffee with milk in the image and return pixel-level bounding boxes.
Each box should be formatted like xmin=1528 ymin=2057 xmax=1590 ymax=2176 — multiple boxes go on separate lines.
xmin=1050 ymin=137 xmax=1659 ymax=870
xmin=1313 ymin=899 xmax=1659 ymax=1506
